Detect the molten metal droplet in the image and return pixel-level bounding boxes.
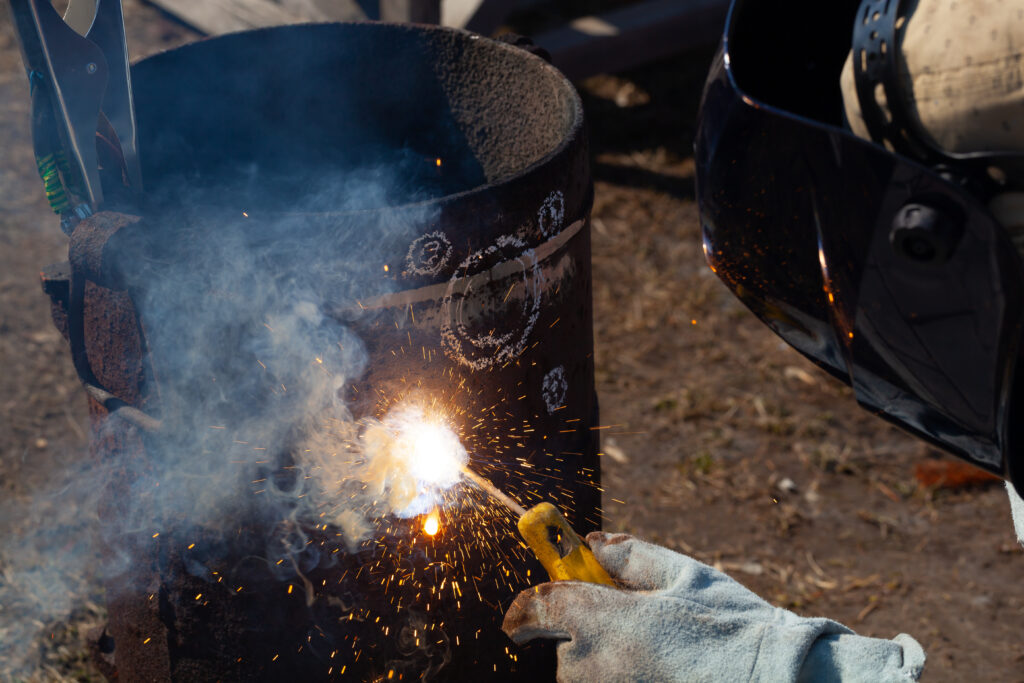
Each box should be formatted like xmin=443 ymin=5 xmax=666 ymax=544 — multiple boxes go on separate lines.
xmin=423 ymin=510 xmax=440 ymax=536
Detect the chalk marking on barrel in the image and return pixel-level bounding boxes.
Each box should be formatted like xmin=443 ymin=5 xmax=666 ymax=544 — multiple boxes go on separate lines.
xmin=405 ymin=230 xmax=453 ymax=277
xmin=440 ymin=234 xmax=543 ymax=370
xmin=349 ymin=219 xmax=583 ymax=312
xmin=542 ymin=366 xmax=568 ymax=414
xmin=538 ymin=191 xmax=565 ymax=237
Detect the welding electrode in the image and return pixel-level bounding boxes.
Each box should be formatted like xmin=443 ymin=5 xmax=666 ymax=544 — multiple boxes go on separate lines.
xmin=460 ymin=467 xmax=615 ymax=586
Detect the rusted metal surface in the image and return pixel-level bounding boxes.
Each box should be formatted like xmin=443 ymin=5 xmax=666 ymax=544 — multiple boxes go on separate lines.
xmin=40 ymin=262 xmax=71 ymax=340
xmin=82 ymin=275 xmax=163 ymax=679
xmin=42 ymin=239 xmax=162 ymax=677
xmin=57 ymin=23 xmax=597 ymax=680
xmin=68 ymin=212 xmax=142 ymax=290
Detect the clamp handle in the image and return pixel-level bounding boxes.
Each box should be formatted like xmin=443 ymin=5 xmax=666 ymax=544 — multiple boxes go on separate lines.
xmin=10 ymin=0 xmax=140 ymax=230
xmin=517 ymin=502 xmax=616 ymax=586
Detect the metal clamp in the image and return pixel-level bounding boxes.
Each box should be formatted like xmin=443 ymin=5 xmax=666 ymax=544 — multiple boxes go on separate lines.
xmin=10 ymin=0 xmax=141 ymax=231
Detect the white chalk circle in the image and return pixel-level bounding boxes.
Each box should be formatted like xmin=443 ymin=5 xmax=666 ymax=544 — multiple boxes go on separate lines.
xmin=542 ymin=366 xmax=568 ymax=414
xmin=405 ymin=231 xmax=453 ymax=277
xmin=441 ymin=234 xmax=544 ymax=371
xmin=538 ymin=190 xmax=565 ymax=237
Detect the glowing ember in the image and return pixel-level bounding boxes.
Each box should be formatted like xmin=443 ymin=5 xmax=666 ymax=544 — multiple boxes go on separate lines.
xmin=423 ymin=509 xmax=440 ymax=536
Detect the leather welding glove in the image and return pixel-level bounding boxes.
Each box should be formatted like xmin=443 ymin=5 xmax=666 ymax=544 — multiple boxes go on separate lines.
xmin=503 ymin=532 xmax=924 ymax=683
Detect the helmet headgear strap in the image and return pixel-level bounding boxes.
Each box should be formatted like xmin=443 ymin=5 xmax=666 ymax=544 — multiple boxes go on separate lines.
xmin=852 ymin=0 xmax=937 ymax=162
xmin=852 ymin=0 xmax=1023 ymax=195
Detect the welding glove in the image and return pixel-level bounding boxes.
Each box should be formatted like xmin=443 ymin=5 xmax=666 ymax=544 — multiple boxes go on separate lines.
xmin=503 ymin=532 xmax=924 ymax=683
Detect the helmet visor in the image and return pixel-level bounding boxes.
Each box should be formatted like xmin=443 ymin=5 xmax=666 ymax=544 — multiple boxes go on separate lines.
xmin=696 ymin=1 xmax=1024 ymax=481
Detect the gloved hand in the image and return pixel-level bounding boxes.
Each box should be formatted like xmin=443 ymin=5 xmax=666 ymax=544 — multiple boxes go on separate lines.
xmin=503 ymin=532 xmax=925 ymax=683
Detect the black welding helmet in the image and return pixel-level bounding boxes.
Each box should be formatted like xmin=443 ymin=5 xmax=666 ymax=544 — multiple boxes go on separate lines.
xmin=695 ymin=0 xmax=1024 ymax=495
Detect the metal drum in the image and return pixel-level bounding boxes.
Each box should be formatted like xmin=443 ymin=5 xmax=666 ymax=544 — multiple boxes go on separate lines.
xmin=50 ymin=22 xmax=599 ymax=680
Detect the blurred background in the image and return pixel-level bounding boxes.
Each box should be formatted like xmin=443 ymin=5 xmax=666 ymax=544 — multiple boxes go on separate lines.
xmin=1 ymin=0 xmax=1022 ymax=679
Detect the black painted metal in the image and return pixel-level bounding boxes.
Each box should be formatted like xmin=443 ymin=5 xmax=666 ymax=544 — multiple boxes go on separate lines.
xmin=69 ymin=23 xmax=597 ymax=680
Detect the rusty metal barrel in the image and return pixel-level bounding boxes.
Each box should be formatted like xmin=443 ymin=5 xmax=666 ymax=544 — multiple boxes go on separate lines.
xmin=53 ymin=23 xmax=598 ymax=680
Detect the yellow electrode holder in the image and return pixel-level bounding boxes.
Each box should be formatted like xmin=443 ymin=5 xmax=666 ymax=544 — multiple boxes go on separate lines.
xmin=460 ymin=467 xmax=615 ymax=586
xmin=517 ymin=502 xmax=616 ymax=586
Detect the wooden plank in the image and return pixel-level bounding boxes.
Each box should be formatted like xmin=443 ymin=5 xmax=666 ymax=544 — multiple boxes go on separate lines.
xmin=142 ymin=0 xmax=366 ymax=35
xmin=535 ymin=0 xmax=730 ymax=80
xmin=379 ymin=0 xmax=441 ymax=23
xmin=441 ymin=0 xmax=521 ymax=34
xmin=143 ymin=0 xmax=304 ymax=34
xmin=279 ymin=0 xmax=368 ymax=22
xmin=143 ymin=0 xmax=724 ymax=78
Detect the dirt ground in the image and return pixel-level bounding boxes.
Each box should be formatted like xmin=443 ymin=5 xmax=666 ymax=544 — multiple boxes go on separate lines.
xmin=1 ymin=2 xmax=1023 ymax=681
